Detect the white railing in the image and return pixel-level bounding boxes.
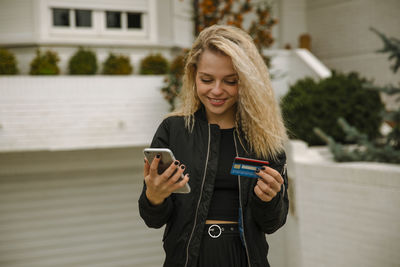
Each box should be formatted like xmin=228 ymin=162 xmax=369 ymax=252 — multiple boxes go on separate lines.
xmin=266 ymin=49 xmax=332 ymax=98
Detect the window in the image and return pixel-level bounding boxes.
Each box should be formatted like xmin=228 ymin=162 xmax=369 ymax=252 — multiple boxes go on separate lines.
xmin=106 ymin=11 xmax=121 ymax=28
xmin=50 ymin=8 xmax=146 ymax=34
xmin=53 ymin=8 xmax=70 ymax=26
xmin=127 ymin=13 xmax=142 ymax=29
xmin=75 ymin=9 xmax=92 ymax=27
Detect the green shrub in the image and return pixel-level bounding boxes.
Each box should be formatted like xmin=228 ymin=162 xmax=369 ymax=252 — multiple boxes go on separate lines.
xmin=29 ymin=49 xmax=60 ymax=75
xmin=0 ymin=48 xmax=19 ymax=74
xmin=169 ymin=53 xmax=185 ymax=77
xmin=161 ymin=50 xmax=188 ymax=111
xmin=102 ymin=53 xmax=133 ymax=75
xmin=281 ymin=71 xmax=384 ymax=146
xmin=140 ymin=53 xmax=168 ymax=75
xmin=68 ymin=47 xmax=98 ymax=75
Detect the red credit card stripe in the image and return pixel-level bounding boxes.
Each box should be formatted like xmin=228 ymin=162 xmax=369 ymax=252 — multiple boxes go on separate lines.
xmin=234 ymin=157 xmax=269 ymax=165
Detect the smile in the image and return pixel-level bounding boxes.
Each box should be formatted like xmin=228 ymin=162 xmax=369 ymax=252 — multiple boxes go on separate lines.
xmin=208 ymin=98 xmax=227 ymax=106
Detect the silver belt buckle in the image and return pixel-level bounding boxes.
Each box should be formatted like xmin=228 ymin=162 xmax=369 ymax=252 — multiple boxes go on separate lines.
xmin=208 ymin=224 xmax=222 ymax=238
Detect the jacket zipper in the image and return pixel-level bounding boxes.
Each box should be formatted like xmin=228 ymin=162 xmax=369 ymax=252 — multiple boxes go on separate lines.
xmin=234 ymin=131 xmax=251 ymax=267
xmin=184 ymin=124 xmax=211 ymax=267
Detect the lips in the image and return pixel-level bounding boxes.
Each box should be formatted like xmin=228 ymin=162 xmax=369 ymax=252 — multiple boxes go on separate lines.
xmin=208 ymin=97 xmax=226 ymax=106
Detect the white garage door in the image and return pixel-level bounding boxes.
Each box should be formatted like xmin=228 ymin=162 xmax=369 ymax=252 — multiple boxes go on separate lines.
xmin=0 ymin=147 xmax=165 ymax=267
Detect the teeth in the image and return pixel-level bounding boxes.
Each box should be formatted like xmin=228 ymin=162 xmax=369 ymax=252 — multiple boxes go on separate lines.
xmin=210 ymin=98 xmax=224 ymax=103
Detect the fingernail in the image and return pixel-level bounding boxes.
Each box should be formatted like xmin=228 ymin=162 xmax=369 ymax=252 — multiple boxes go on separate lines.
xmin=255 ymin=169 xmax=260 ymax=173
xmin=156 ymin=154 xmax=161 ymax=159
xmin=261 ymin=166 xmax=266 ymax=171
xmin=174 ymin=160 xmax=179 ymax=165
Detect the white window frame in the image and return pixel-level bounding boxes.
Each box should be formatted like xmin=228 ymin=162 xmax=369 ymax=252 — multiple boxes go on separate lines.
xmin=49 ymin=6 xmax=148 ymax=38
xmin=102 ymin=10 xmax=148 ymax=38
xmin=50 ymin=7 xmax=96 ymax=36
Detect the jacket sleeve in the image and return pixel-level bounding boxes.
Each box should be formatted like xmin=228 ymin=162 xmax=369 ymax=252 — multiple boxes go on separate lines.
xmin=138 ymin=118 xmax=174 ymax=229
xmin=250 ymin=152 xmax=289 ymax=234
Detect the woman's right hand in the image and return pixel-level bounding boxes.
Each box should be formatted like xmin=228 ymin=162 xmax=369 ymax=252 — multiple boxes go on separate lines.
xmin=143 ymin=154 xmax=189 ymax=206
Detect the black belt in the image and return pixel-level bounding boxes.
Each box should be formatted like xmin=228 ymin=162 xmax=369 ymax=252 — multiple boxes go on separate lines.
xmin=205 ymin=224 xmax=239 ymax=238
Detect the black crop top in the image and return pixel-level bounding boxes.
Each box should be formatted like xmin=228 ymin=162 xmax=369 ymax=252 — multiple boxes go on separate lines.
xmin=207 ymin=128 xmax=239 ymax=222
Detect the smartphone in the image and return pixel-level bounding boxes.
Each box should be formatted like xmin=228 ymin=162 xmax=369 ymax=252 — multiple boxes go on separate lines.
xmin=143 ymin=148 xmax=191 ymax=194
xmin=230 ymin=156 xmax=269 ymax=178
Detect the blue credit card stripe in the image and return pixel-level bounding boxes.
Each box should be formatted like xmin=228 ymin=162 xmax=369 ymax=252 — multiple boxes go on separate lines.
xmin=230 ymin=157 xmax=267 ymax=178
xmin=230 ymin=168 xmax=259 ymax=178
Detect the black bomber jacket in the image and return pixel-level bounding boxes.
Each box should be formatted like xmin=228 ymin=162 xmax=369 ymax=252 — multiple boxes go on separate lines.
xmin=138 ymin=108 xmax=289 ymax=267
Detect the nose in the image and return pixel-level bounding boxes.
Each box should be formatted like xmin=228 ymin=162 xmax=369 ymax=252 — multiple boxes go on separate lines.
xmin=211 ymin=81 xmax=223 ymax=95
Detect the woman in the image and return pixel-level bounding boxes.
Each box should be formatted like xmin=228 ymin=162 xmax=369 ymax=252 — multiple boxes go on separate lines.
xmin=139 ymin=25 xmax=288 ymax=267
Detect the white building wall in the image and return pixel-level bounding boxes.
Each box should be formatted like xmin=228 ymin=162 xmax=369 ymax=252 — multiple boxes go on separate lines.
xmin=0 ymin=0 xmax=194 ymax=74
xmin=276 ymin=0 xmax=308 ymax=49
xmin=306 ymin=0 xmax=400 ymax=86
xmin=172 ymin=0 xmax=194 ymax=48
xmin=0 ymin=0 xmax=35 ymax=44
xmin=156 ymin=0 xmax=173 ymax=46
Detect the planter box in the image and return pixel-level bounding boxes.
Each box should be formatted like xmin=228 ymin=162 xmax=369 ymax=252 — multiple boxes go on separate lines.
xmin=269 ymin=140 xmax=400 ymax=267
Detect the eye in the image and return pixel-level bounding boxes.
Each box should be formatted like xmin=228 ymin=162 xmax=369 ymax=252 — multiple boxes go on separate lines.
xmin=200 ymin=78 xmax=213 ymax=84
xmin=224 ymin=79 xmax=238 ymax=85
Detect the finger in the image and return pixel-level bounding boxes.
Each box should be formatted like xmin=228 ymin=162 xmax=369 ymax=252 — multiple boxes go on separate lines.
xmin=256 ymin=169 xmax=281 ymax=192
xmin=254 ymin=184 xmax=272 ymax=202
xmin=168 ymin=164 xmax=186 ymax=185
xmin=256 ymin=179 xmax=277 ymax=198
xmin=149 ymin=154 xmax=161 ymax=176
xmin=143 ymin=158 xmax=150 ymax=177
xmin=263 ymin=166 xmax=284 ymax=184
xmin=162 ymin=160 xmax=181 ymax=181
xmin=171 ymin=173 xmax=190 ymax=192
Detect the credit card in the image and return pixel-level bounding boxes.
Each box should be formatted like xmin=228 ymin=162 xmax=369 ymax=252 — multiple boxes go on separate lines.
xmin=230 ymin=157 xmax=269 ymax=178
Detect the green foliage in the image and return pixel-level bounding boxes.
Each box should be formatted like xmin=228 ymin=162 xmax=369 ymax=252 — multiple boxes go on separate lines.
xmin=313 ymin=28 xmax=400 ymax=164
xmin=161 ymin=50 xmax=187 ymax=111
xmin=68 ymin=47 xmax=98 ymax=75
xmin=370 ymin=27 xmax=400 ymax=73
xmin=370 ymin=28 xmax=400 ymax=151
xmin=281 ymin=71 xmax=384 ymax=146
xmin=102 ymin=53 xmax=133 ymax=75
xmin=0 ymin=48 xmax=19 ymax=74
xmin=314 ymin=118 xmax=400 ymax=163
xmin=140 ymin=53 xmax=169 ymax=75
xmin=29 ymin=49 xmax=60 ymax=75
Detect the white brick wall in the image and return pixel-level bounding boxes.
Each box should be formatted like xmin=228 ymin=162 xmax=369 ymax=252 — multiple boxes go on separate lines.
xmin=0 ymin=76 xmax=169 ymax=152
xmin=0 ymin=50 xmax=330 ymax=152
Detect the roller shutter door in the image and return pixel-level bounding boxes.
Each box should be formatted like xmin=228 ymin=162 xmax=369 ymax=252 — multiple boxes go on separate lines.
xmin=0 ymin=147 xmax=164 ymax=267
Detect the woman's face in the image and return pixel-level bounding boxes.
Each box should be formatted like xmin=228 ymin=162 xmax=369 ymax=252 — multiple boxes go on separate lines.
xmin=195 ymin=49 xmax=239 ymax=127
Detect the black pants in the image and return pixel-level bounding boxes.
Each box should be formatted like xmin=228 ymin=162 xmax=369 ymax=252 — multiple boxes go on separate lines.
xmin=197 ymin=224 xmax=248 ymax=267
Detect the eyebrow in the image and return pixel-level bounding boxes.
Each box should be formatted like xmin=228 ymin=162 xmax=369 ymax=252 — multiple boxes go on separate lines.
xmin=198 ymin=72 xmax=237 ymax=78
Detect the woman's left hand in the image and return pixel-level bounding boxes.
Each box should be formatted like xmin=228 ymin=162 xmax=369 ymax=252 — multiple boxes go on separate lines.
xmin=254 ymin=166 xmax=284 ymax=202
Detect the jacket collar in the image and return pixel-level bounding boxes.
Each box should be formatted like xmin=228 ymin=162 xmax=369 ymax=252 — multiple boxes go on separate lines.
xmin=194 ymin=105 xmax=209 ymax=124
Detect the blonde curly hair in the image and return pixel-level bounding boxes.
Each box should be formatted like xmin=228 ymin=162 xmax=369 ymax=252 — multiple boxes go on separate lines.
xmin=170 ymin=25 xmax=287 ymax=159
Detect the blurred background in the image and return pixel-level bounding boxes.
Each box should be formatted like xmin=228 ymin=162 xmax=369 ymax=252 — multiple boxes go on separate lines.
xmin=0 ymin=0 xmax=399 ymax=266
